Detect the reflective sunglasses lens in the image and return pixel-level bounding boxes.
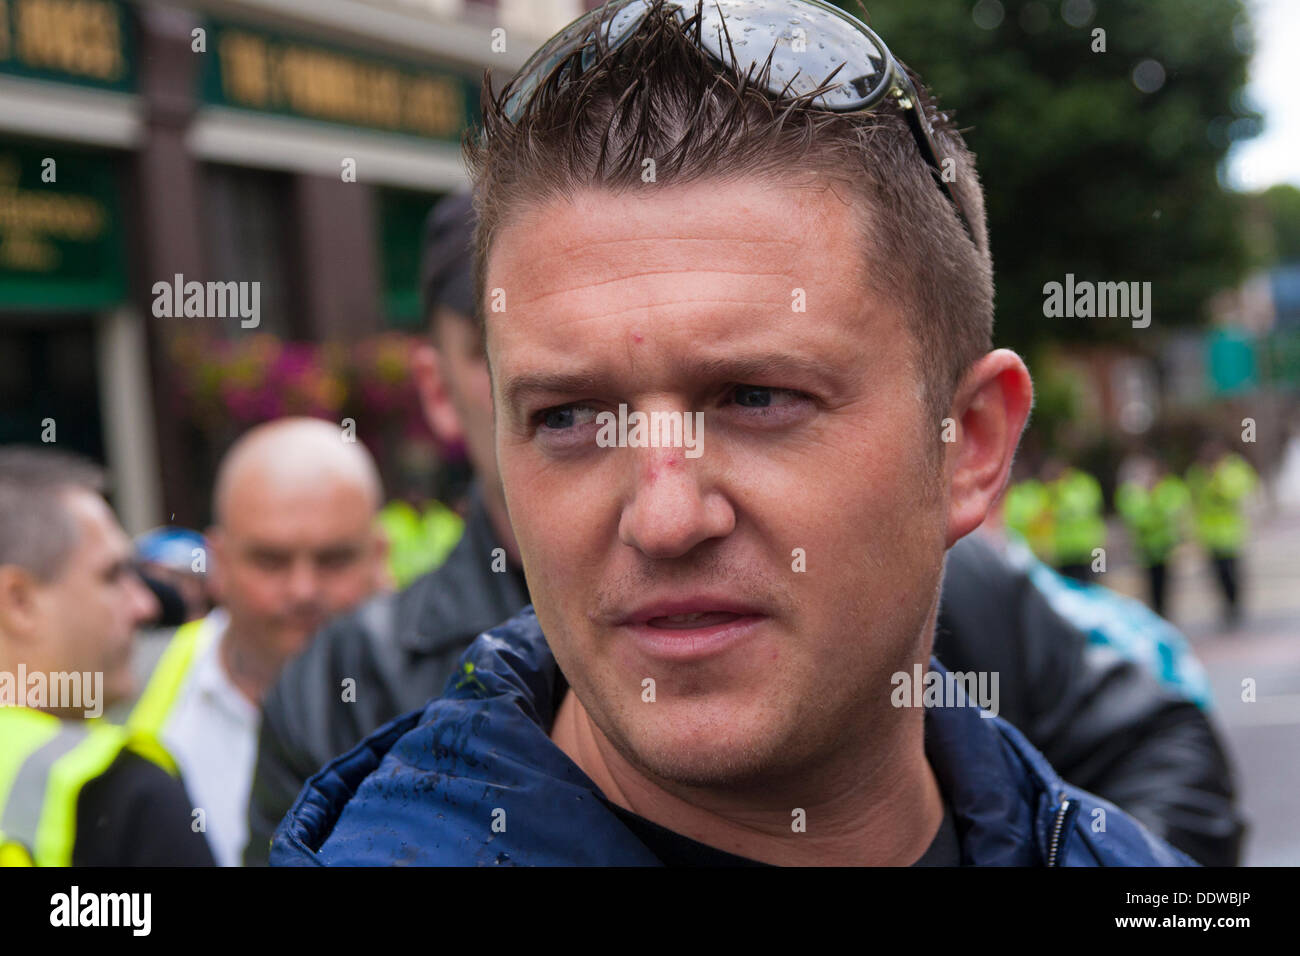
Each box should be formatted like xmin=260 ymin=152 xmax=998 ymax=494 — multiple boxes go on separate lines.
xmin=506 ymin=0 xmax=893 ymax=121
xmin=580 ymin=1 xmax=655 ymax=71
xmin=503 ymin=6 xmax=613 ymax=121
xmin=694 ymin=0 xmax=891 ymax=108
xmin=505 ymin=1 xmax=661 ymax=121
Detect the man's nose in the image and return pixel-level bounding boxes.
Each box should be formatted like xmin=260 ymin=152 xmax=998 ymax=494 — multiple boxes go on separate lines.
xmin=128 ymin=573 xmax=160 ymax=626
xmin=286 ymin=556 xmax=320 ymax=602
xmin=617 ymin=444 xmax=734 ymax=560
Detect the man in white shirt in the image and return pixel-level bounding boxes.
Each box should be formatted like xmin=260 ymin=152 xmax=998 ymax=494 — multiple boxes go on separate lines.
xmin=131 ymin=417 xmax=387 ymax=865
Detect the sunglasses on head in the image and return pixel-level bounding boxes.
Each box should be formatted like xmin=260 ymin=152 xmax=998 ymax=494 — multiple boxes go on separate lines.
xmin=501 ymin=0 xmax=975 ymax=243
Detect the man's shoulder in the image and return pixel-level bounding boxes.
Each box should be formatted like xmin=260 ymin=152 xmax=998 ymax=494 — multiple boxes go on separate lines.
xmin=268 ymin=571 xmax=447 ymax=706
xmin=276 ymin=589 xmax=403 ymax=685
xmin=272 ymin=610 xmax=658 ymax=866
xmin=980 ymin=713 xmax=1197 ymax=867
xmin=259 ymin=584 xmax=424 ymax=771
xmin=75 ymin=750 xmax=215 ymax=866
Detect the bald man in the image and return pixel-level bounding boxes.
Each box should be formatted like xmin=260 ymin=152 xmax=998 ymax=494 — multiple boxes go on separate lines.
xmin=129 ymin=417 xmax=386 ymax=865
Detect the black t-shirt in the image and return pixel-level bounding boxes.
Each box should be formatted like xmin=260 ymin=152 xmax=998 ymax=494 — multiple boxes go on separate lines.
xmin=73 ymin=751 xmax=216 ymax=866
xmin=608 ymin=799 xmax=962 ymax=866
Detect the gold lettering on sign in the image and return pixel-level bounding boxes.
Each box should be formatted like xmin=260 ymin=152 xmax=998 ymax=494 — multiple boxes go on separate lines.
xmin=14 ymin=0 xmax=123 ymax=81
xmin=213 ymin=27 xmax=465 ymax=138
xmin=276 ymin=45 xmax=405 ymax=129
xmin=402 ymin=77 xmax=462 ymax=138
xmin=0 ymin=163 xmax=106 ymax=273
xmin=1 ymin=234 xmax=57 ymax=270
xmin=219 ymin=31 xmax=270 ymax=108
xmin=0 ymin=188 xmax=104 ymax=235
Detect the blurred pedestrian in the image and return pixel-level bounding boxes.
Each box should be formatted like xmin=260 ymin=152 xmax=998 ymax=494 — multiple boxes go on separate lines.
xmin=1187 ymin=440 xmax=1258 ymax=627
xmin=376 ymin=497 xmax=463 ymax=588
xmin=134 ymin=526 xmax=213 ymax=625
xmin=128 ymin=417 xmax=387 ymax=866
xmin=1116 ymin=456 xmax=1190 ymax=617
xmin=0 ymin=447 xmax=213 ymax=865
xmin=1045 ymin=460 xmax=1107 ymax=582
xmin=1002 ymin=470 xmax=1054 ymax=564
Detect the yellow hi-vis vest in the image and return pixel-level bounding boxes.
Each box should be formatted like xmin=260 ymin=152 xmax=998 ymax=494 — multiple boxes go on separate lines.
xmin=0 ymin=707 xmax=175 ymax=866
xmin=126 ymin=618 xmax=215 ymax=739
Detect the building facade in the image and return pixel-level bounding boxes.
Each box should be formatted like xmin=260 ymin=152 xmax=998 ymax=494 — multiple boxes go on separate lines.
xmin=0 ymin=0 xmax=595 ymax=528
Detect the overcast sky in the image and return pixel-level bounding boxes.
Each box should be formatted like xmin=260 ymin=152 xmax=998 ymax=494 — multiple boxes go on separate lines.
xmin=1227 ymin=0 xmax=1300 ymax=191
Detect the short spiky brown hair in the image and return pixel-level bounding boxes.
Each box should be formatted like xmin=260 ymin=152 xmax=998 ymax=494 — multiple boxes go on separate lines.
xmin=465 ymin=0 xmax=993 ymax=425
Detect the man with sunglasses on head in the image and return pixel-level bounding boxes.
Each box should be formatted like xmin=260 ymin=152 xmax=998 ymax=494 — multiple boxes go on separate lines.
xmin=272 ymin=0 xmax=1195 ymax=866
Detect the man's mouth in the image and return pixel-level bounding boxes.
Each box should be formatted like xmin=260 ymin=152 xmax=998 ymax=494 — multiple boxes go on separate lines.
xmin=647 ymin=611 xmax=744 ymax=629
xmin=285 ymin=613 xmax=324 ymax=637
xmin=615 ymin=598 xmax=769 ymax=661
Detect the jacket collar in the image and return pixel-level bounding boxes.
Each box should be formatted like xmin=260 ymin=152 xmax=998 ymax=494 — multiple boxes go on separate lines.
xmin=296 ymin=606 xmax=1073 ymax=865
xmin=399 ymin=483 xmax=529 ymax=654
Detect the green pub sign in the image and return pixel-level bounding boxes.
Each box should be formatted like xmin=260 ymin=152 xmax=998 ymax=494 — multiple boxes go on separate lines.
xmin=203 ymin=19 xmax=479 ymax=143
xmin=0 ymin=144 xmax=125 ymax=310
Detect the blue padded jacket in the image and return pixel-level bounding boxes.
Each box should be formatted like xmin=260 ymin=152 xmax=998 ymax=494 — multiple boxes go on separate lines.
xmin=271 ymin=606 xmax=1196 ymax=867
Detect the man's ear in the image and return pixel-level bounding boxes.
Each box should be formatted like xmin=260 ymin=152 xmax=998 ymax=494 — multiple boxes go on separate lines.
xmin=0 ymin=564 xmax=43 ymax=644
xmin=944 ymin=349 xmax=1034 ymax=547
xmin=413 ymin=341 xmax=466 ymax=447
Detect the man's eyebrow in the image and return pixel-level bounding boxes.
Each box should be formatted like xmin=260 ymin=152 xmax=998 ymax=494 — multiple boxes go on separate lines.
xmin=500 ymin=354 xmax=840 ymax=410
xmin=501 ymin=370 xmax=605 ymax=411
xmin=245 ymin=544 xmax=290 ymax=559
xmin=101 ymin=553 xmax=133 ymax=579
xmin=687 ymin=353 xmax=842 ymax=385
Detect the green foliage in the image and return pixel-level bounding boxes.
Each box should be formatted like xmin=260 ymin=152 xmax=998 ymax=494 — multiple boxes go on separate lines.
xmin=1027 ymin=350 xmax=1085 ymax=450
xmin=1252 ymin=184 xmax=1300 ymax=264
xmin=841 ymin=0 xmax=1258 ymax=352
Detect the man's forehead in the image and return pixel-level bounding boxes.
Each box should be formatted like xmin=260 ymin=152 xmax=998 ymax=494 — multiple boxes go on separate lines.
xmin=229 ymin=519 xmax=368 ymax=554
xmin=58 ymin=489 xmax=128 ymax=568
xmin=486 ymin=179 xmax=867 ymax=304
xmin=485 ymin=180 xmax=881 ymax=370
xmin=500 ymin=182 xmax=816 ymax=249
xmin=225 ymin=488 xmax=370 ymax=535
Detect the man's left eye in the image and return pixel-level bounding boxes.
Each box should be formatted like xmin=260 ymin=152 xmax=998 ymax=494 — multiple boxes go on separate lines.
xmin=538 ymin=404 xmax=598 ymax=430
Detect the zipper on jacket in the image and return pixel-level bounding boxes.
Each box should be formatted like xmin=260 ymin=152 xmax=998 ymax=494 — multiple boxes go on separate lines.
xmin=1046 ymin=793 xmax=1071 ymax=867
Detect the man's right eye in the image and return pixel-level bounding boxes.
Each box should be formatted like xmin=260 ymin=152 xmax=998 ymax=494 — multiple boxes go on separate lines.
xmin=251 ymin=553 xmax=289 ymax=571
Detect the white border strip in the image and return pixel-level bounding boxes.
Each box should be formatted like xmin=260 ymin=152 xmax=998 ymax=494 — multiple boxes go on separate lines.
xmin=0 ymin=76 xmax=141 ymax=148
xmin=187 ymin=106 xmax=469 ymax=190
xmin=176 ymin=0 xmax=533 ymax=72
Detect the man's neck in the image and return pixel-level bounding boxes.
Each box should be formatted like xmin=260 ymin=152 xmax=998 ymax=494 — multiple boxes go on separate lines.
xmin=217 ymin=624 xmax=274 ymax=707
xmin=549 ymin=687 xmax=943 ymax=866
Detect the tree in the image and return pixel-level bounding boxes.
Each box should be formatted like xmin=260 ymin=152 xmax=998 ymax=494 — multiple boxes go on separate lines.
xmin=844 ymin=0 xmax=1259 ymax=353
xmin=1251 ymin=184 xmax=1300 ymax=265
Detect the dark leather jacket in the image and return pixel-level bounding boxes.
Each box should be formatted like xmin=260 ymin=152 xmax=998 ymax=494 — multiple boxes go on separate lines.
xmin=935 ymin=534 xmax=1243 ymax=865
xmin=245 ymin=490 xmax=1243 ymax=865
